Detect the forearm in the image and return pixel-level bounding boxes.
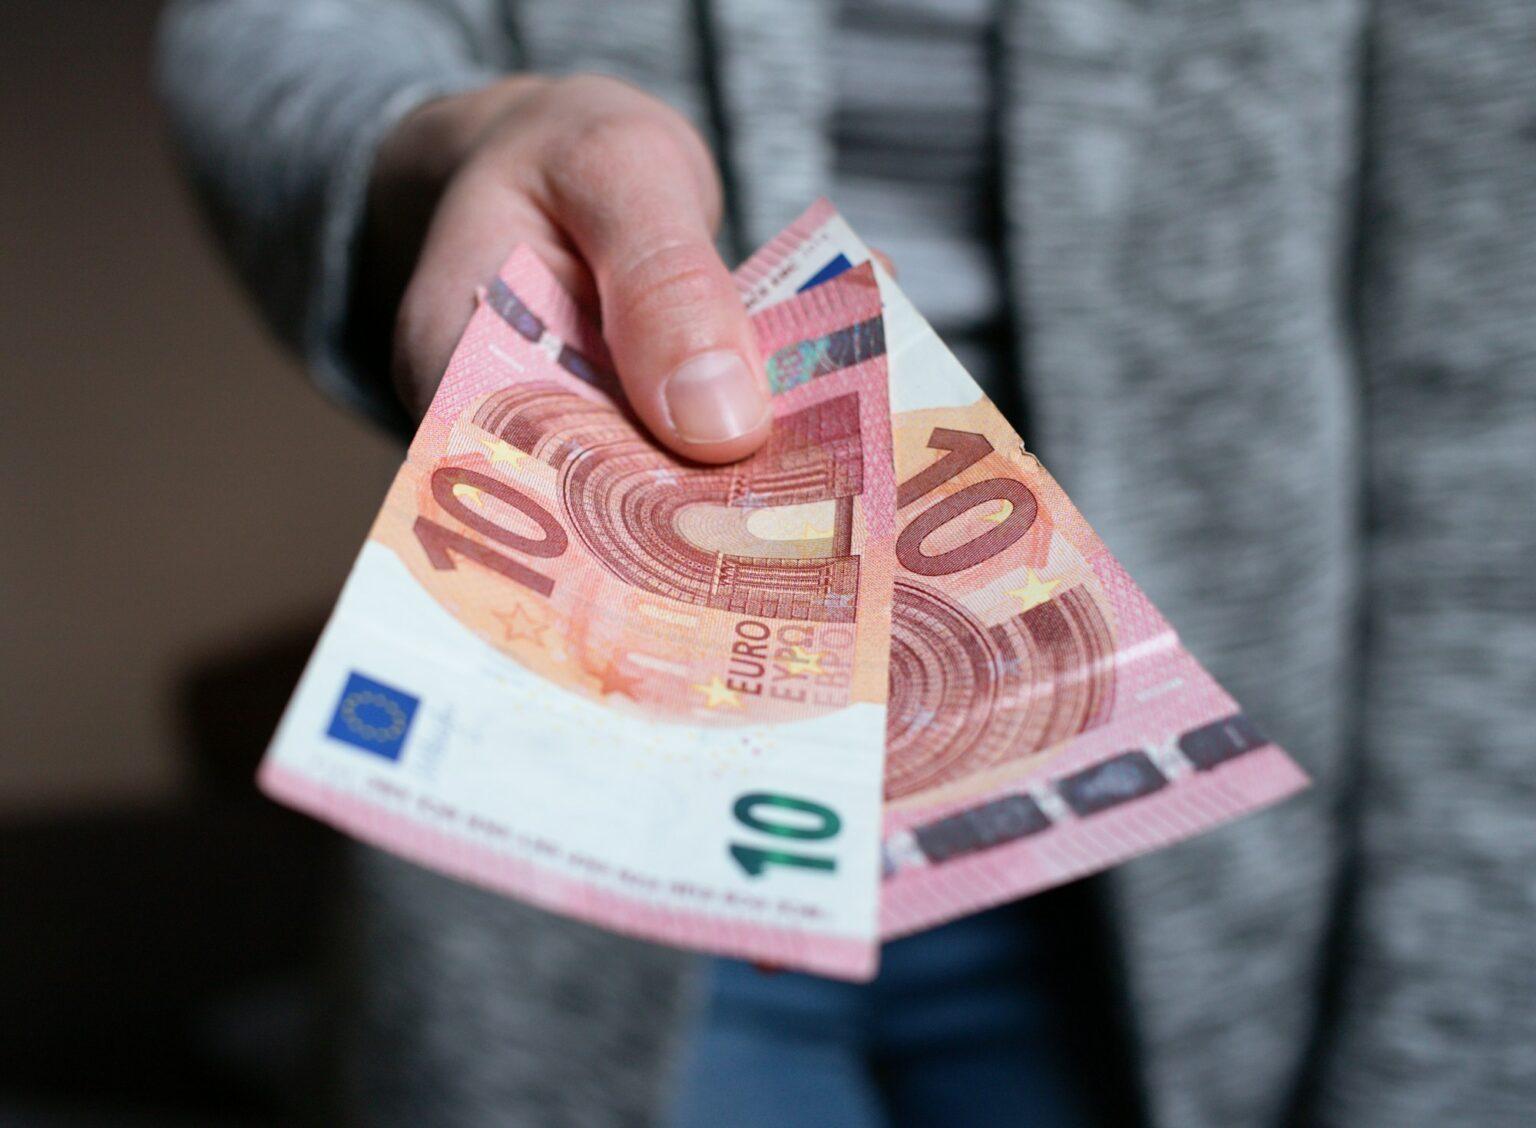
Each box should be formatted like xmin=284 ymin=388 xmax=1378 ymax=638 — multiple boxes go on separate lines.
xmin=156 ymin=0 xmax=501 ymax=422
xmin=163 ymin=5 xmax=770 ymax=462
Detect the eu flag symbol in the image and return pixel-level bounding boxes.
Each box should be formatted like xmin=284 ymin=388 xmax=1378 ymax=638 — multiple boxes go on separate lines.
xmin=326 ymin=672 xmax=419 ymax=761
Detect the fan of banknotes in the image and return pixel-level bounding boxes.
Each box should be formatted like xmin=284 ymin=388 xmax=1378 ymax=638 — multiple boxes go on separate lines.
xmin=261 ymin=202 xmax=1307 ymax=979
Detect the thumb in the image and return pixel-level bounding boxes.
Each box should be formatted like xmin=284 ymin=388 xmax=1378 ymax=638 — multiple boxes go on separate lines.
xmin=546 ymin=123 xmax=771 ymax=464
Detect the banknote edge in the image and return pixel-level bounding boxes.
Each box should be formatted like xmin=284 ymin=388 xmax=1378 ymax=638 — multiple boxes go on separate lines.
xmin=257 ymin=759 xmax=881 ymax=981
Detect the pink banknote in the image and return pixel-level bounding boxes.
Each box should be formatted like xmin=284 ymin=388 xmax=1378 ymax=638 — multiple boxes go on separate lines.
xmin=737 ymin=201 xmax=1310 ymax=939
xmin=262 ymin=251 xmax=899 ymax=978
xmin=262 ymin=204 xmax=1308 ymax=979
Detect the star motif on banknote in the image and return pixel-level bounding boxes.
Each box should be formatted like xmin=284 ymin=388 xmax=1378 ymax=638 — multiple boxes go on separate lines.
xmin=779 ymin=645 xmax=825 ymax=676
xmin=650 ymin=467 xmax=681 ymax=487
xmin=596 ymin=658 xmax=643 ymax=700
xmin=980 ymin=499 xmax=1013 ymax=524
xmin=493 ymin=603 xmax=547 ymax=644
xmin=452 ymin=482 xmax=486 ymax=509
xmin=1005 ymin=570 xmax=1061 ymax=613
xmin=478 ymin=435 xmax=527 ymax=469
xmin=693 ymin=676 xmax=742 ymax=710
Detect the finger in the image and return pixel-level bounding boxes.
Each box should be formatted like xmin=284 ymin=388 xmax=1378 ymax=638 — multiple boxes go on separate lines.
xmin=870 ymin=246 xmax=898 ymax=278
xmin=394 ymin=172 xmax=590 ymax=417
xmin=541 ymin=116 xmax=771 ymax=464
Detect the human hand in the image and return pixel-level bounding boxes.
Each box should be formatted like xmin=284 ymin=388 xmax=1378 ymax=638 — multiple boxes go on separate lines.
xmin=363 ymin=74 xmax=770 ymax=463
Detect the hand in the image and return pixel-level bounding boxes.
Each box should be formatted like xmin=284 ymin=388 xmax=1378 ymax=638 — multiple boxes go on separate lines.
xmin=361 ymin=74 xmax=771 ymax=463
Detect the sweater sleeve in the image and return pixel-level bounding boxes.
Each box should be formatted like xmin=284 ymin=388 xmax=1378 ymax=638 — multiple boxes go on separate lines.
xmin=156 ymin=0 xmax=507 ymax=426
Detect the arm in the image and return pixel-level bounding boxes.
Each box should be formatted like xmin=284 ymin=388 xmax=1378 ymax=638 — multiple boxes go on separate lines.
xmin=157 ymin=0 xmax=501 ymax=426
xmin=158 ymin=1 xmax=771 ymax=459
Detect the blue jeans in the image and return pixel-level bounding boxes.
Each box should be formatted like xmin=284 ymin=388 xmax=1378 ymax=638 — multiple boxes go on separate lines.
xmin=668 ymin=904 xmax=1096 ymax=1127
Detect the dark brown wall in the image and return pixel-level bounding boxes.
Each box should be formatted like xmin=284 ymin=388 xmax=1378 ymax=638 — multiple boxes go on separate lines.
xmin=1 ymin=1 xmax=401 ymax=813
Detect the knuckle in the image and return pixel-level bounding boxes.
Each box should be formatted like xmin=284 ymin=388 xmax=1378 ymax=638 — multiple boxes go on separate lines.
xmin=537 ymin=78 xmax=705 ymax=177
xmin=529 ymin=76 xmax=723 ymax=231
xmin=608 ymin=238 xmax=730 ymax=326
xmin=553 ymin=109 xmax=690 ymax=179
xmin=551 ymin=72 xmax=645 ymax=107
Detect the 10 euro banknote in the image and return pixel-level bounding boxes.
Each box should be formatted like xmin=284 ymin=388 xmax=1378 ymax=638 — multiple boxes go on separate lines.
xmin=263 ymin=248 xmax=899 ymax=978
xmin=737 ymin=202 xmax=1308 ymax=940
xmin=261 ymin=204 xmax=1307 ymax=979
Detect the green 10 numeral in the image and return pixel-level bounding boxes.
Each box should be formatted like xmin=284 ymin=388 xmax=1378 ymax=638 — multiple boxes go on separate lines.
xmin=728 ymin=792 xmax=843 ymax=877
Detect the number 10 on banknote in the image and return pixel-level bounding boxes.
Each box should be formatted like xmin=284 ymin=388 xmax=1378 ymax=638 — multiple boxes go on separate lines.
xmin=262 ymin=248 xmax=899 ymax=979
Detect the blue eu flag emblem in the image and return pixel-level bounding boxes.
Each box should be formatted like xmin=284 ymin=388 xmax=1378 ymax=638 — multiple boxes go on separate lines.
xmin=326 ymin=672 xmax=419 ymax=761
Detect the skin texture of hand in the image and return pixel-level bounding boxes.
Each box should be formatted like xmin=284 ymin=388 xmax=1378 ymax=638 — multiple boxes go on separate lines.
xmin=360 ymin=74 xmax=772 ymax=464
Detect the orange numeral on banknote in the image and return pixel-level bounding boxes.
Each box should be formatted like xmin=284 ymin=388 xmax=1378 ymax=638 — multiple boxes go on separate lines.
xmin=413 ymin=465 xmax=569 ymax=597
xmin=895 ymin=428 xmax=1035 ymax=577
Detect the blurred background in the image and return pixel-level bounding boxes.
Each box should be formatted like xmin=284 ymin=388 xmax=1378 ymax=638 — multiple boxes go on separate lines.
xmin=2 ymin=2 xmax=391 ymax=1121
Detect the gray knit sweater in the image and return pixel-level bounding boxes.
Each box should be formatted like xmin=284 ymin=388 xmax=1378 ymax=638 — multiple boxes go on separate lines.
xmin=158 ymin=2 xmax=1536 ymax=1125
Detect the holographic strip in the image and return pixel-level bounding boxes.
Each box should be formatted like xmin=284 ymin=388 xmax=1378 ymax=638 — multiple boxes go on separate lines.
xmin=766 ymin=316 xmax=886 ymax=394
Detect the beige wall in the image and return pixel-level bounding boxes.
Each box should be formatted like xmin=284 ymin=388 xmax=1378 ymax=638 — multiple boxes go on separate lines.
xmin=1 ymin=1 xmax=402 ymax=813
